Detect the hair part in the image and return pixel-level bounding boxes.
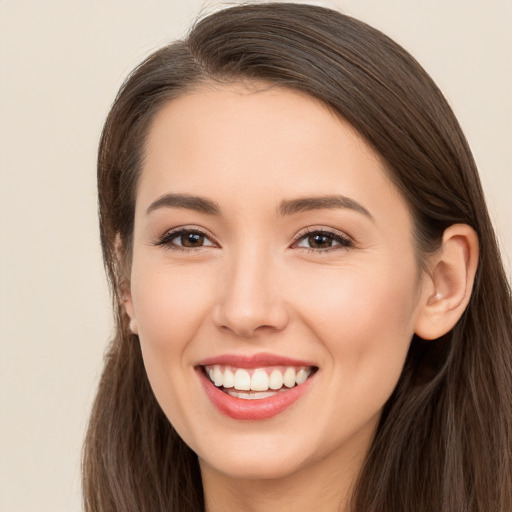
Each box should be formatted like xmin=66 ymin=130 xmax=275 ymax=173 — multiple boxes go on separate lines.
xmin=84 ymin=3 xmax=512 ymax=511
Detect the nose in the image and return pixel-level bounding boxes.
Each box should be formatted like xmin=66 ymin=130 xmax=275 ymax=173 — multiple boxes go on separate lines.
xmin=212 ymin=248 xmax=289 ymax=338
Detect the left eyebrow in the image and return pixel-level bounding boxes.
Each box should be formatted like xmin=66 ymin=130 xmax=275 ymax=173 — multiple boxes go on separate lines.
xmin=278 ymin=195 xmax=373 ymax=220
xmin=145 ymin=193 xmax=221 ymax=216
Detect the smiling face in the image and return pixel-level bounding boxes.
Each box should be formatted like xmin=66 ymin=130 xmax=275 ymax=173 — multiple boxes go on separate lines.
xmin=124 ymin=83 xmax=429 ymax=485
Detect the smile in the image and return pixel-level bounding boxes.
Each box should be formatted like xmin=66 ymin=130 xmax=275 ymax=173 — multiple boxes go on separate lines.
xmin=204 ymin=365 xmax=313 ymax=399
xmin=196 ymin=354 xmax=318 ymax=420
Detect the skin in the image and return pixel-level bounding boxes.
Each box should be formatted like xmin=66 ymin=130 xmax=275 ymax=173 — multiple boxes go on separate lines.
xmin=123 ymin=83 xmax=473 ymax=511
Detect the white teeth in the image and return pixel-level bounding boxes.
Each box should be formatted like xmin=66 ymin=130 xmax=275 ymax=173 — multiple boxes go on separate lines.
xmin=269 ymin=369 xmax=284 ymax=390
xmin=227 ymin=390 xmax=278 ymax=400
xmin=251 ymin=369 xmax=269 ymax=391
xmin=223 ymin=368 xmax=235 ymax=388
xmin=213 ymin=366 xmax=223 ymax=387
xmin=283 ymin=367 xmax=296 ymax=388
xmin=295 ymin=368 xmax=309 ymax=385
xmin=234 ymin=369 xmax=251 ymax=391
xmin=205 ymin=364 xmax=313 ymax=392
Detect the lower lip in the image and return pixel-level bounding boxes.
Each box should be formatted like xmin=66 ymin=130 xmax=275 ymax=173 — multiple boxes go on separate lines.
xmin=197 ymin=368 xmax=315 ymax=421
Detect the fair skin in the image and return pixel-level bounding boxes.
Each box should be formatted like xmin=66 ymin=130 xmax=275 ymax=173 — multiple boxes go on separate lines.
xmin=123 ymin=83 xmax=478 ymax=511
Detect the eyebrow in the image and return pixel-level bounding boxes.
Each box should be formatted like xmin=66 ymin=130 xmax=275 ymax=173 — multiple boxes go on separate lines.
xmin=145 ymin=192 xmax=372 ymax=220
xmin=279 ymin=195 xmax=373 ymax=219
xmin=146 ymin=193 xmax=221 ymax=216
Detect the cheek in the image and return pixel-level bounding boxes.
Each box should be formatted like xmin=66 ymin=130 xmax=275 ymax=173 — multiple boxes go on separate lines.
xmin=293 ymin=264 xmax=420 ymax=450
xmin=304 ymin=263 xmax=417 ymax=333
xmin=129 ymin=262 xmax=215 ymax=435
xmin=298 ymin=259 xmax=420 ymax=386
xmin=130 ymin=262 xmax=214 ymax=355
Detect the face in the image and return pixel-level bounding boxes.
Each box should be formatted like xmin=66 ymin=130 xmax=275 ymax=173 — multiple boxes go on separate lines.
xmin=125 ymin=84 xmax=428 ymax=483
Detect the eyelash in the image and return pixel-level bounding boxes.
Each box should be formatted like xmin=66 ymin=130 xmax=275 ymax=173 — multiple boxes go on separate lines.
xmin=155 ymin=227 xmax=354 ymax=253
xmin=292 ymin=228 xmax=354 ymax=252
xmin=155 ymin=227 xmax=217 ymax=252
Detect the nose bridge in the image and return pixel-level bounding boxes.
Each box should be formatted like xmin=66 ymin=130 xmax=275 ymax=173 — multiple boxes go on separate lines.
xmin=214 ymin=242 xmax=288 ymax=337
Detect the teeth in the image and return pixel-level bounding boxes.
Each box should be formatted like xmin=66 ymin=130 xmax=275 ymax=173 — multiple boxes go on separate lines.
xmin=295 ymin=368 xmax=309 ymax=385
xmin=251 ymin=369 xmax=269 ymax=391
xmin=227 ymin=390 xmax=278 ymax=400
xmin=205 ymin=365 xmax=313 ymax=392
xmin=223 ymin=368 xmax=235 ymax=388
xmin=234 ymin=369 xmax=251 ymax=391
xmin=213 ymin=366 xmax=223 ymax=387
xmin=269 ymin=369 xmax=284 ymax=390
xmin=283 ymin=367 xmax=296 ymax=388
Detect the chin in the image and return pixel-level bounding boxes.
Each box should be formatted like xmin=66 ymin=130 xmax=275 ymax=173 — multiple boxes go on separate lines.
xmin=198 ymin=447 xmax=311 ymax=481
xmin=192 ymin=423 xmax=335 ymax=482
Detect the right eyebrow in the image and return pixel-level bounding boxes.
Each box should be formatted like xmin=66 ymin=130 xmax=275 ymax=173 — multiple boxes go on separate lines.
xmin=278 ymin=194 xmax=373 ymax=220
xmin=145 ymin=193 xmax=221 ymax=216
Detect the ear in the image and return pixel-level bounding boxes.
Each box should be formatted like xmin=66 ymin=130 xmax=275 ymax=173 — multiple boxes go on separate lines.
xmin=414 ymin=224 xmax=479 ymax=340
xmin=116 ymin=235 xmax=138 ymax=335
xmin=120 ymin=282 xmax=138 ymax=335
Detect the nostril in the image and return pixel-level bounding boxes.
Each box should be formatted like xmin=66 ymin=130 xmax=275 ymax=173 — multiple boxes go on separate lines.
xmin=213 ymin=303 xmax=288 ymax=338
xmin=218 ymin=322 xmax=285 ymax=339
xmin=212 ymin=266 xmax=289 ymax=336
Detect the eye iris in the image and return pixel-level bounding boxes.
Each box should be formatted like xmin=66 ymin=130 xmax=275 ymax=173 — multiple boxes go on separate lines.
xmin=181 ymin=232 xmax=204 ymax=247
xmin=309 ymin=234 xmax=332 ymax=248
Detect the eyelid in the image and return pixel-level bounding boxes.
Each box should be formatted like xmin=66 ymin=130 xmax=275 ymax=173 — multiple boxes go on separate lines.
xmin=155 ymin=225 xmax=219 ymax=249
xmin=153 ymin=225 xmax=353 ymax=251
xmin=291 ymin=226 xmax=354 ymax=250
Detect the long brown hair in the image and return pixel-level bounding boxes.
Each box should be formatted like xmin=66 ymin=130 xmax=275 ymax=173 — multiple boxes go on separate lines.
xmin=83 ymin=4 xmax=512 ymax=511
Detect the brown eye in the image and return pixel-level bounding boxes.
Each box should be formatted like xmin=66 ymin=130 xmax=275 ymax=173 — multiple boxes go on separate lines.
xmin=158 ymin=229 xmax=215 ymax=250
xmin=295 ymin=230 xmax=353 ymax=251
xmin=181 ymin=232 xmax=205 ymax=247
xmin=308 ymin=234 xmax=333 ymax=249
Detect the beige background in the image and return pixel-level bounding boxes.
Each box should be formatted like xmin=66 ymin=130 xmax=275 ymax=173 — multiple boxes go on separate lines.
xmin=1 ymin=1 xmax=510 ymax=510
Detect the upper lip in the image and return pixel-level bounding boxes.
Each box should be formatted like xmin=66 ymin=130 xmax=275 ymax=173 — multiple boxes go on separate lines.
xmin=196 ymin=352 xmax=317 ymax=368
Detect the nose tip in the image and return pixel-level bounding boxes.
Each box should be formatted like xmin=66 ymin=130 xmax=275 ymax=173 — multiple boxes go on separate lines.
xmin=214 ymin=301 xmax=288 ymax=338
xmin=212 ymin=262 xmax=289 ymax=338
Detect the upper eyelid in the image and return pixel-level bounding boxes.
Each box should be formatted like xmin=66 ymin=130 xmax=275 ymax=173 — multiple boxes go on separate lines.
xmin=158 ymin=226 xmax=219 ymax=246
xmin=291 ymin=227 xmax=355 ymax=251
xmin=293 ymin=226 xmax=353 ymax=241
xmin=156 ymin=225 xmax=353 ymax=247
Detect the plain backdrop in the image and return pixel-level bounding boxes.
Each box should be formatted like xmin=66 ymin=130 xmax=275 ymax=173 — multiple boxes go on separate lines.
xmin=1 ymin=1 xmax=510 ymax=510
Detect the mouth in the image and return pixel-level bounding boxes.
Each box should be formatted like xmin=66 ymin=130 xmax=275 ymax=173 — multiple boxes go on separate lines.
xmin=195 ymin=354 xmax=318 ymax=420
xmin=202 ymin=364 xmax=316 ymax=400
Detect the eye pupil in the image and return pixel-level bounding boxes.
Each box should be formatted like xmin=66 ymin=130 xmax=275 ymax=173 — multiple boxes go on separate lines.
xmin=309 ymin=234 xmax=332 ymax=248
xmin=181 ymin=232 xmax=204 ymax=247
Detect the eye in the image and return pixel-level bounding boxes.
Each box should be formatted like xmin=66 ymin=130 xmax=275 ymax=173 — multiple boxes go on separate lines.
xmin=294 ymin=229 xmax=353 ymax=251
xmin=157 ymin=228 xmax=216 ymax=250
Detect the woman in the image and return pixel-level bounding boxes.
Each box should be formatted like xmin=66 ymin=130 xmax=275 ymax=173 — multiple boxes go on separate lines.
xmin=83 ymin=3 xmax=512 ymax=511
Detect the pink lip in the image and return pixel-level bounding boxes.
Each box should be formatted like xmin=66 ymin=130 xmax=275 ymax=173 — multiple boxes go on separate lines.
xmin=196 ymin=352 xmax=316 ymax=368
xmin=196 ymin=366 xmax=316 ymax=421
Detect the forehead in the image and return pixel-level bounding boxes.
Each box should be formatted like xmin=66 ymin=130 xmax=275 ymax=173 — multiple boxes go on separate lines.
xmin=137 ymin=83 xmax=409 ymax=228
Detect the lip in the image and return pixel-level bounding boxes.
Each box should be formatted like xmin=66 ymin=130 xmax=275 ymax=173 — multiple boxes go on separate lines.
xmin=196 ymin=358 xmax=316 ymax=421
xmin=196 ymin=352 xmax=316 ymax=368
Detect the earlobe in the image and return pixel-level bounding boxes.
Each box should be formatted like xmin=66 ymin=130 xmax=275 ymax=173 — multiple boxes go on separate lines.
xmin=116 ymin=234 xmax=138 ymax=335
xmin=120 ymin=285 xmax=138 ymax=335
xmin=414 ymin=224 xmax=479 ymax=340
xmin=129 ymin=317 xmax=138 ymax=335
